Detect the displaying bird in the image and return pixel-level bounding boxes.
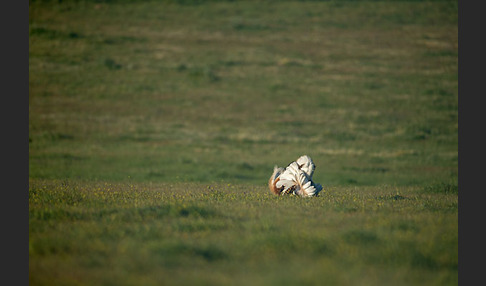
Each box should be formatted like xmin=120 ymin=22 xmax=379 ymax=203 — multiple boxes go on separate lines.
xmin=268 ymin=155 xmax=323 ymax=197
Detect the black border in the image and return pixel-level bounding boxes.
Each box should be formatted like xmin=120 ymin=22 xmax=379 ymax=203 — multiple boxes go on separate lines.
xmin=458 ymin=0 xmax=481 ymax=285
xmin=5 ymin=0 xmax=29 ymax=284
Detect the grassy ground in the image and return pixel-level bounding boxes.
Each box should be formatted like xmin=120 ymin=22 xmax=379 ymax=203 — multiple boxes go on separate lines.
xmin=29 ymin=0 xmax=458 ymax=285
xmin=29 ymin=179 xmax=457 ymax=286
xmin=29 ymin=0 xmax=458 ymax=186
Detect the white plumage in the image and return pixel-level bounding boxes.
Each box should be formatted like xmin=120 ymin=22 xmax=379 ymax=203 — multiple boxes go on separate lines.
xmin=268 ymin=155 xmax=323 ymax=197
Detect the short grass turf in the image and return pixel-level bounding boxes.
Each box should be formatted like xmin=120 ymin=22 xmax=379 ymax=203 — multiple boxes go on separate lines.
xmin=29 ymin=179 xmax=457 ymax=286
xmin=29 ymin=0 xmax=458 ymax=187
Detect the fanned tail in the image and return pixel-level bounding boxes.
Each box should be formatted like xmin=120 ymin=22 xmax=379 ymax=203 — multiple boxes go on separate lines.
xmin=268 ymin=165 xmax=284 ymax=195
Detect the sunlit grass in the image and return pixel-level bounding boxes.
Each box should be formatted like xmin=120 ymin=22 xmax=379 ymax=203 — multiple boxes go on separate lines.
xmin=29 ymin=0 xmax=457 ymax=187
xmin=29 ymin=179 xmax=457 ymax=285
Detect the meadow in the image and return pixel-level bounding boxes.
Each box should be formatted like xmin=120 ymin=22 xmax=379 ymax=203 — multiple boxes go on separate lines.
xmin=29 ymin=179 xmax=457 ymax=285
xmin=29 ymin=0 xmax=458 ymax=285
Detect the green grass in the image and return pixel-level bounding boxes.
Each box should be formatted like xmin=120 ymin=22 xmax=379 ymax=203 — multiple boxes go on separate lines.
xmin=29 ymin=0 xmax=457 ymax=285
xmin=29 ymin=179 xmax=457 ymax=286
xmin=29 ymin=0 xmax=457 ymax=187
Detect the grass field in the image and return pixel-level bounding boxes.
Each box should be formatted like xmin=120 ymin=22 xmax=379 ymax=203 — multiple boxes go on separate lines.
xmin=29 ymin=0 xmax=458 ymax=285
xmin=29 ymin=179 xmax=457 ymax=285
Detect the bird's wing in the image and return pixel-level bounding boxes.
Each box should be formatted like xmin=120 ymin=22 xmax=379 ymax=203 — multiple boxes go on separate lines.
xmin=294 ymin=170 xmax=317 ymax=197
xmin=275 ymin=162 xmax=300 ymax=193
xmin=296 ymin=155 xmax=315 ymax=179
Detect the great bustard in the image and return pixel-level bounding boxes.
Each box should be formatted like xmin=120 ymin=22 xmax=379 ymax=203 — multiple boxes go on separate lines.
xmin=268 ymin=155 xmax=323 ymax=197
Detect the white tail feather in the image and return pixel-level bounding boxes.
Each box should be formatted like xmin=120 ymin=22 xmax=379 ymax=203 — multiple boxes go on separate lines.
xmin=269 ymin=155 xmax=323 ymax=197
